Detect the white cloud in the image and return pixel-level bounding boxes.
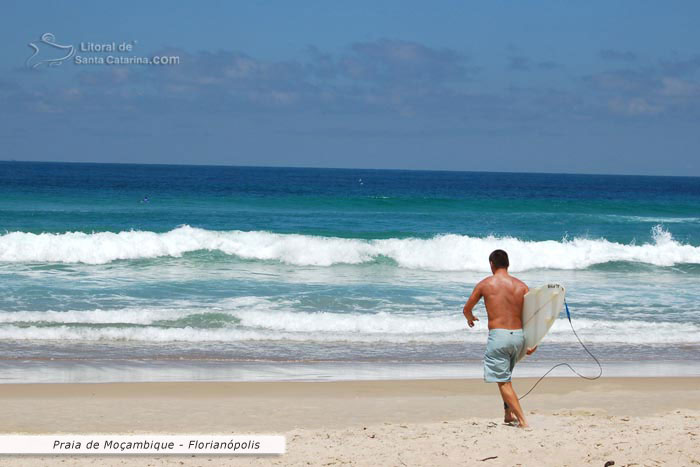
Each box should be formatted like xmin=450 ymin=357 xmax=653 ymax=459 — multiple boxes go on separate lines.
xmin=659 ymin=77 xmax=700 ymax=97
xmin=608 ymin=97 xmax=662 ymax=116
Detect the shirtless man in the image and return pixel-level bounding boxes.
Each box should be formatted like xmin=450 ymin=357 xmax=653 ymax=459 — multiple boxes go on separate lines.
xmin=462 ymin=249 xmax=536 ymax=428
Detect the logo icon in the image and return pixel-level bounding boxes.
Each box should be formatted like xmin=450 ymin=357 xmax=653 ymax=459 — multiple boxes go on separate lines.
xmin=26 ymin=33 xmax=75 ymax=69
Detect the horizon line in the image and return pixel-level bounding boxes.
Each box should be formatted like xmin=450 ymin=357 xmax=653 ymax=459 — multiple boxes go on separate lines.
xmin=1 ymin=158 xmax=697 ymax=179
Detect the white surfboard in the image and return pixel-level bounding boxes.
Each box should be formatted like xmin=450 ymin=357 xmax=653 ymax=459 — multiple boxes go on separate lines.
xmin=517 ymin=283 xmax=566 ymax=362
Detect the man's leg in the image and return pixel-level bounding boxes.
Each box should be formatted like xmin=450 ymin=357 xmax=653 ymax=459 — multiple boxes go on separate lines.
xmin=497 ymin=382 xmax=528 ymax=428
xmin=503 ymin=402 xmax=516 ymax=424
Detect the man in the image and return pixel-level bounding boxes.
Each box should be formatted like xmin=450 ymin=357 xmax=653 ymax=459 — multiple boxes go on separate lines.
xmin=462 ymin=249 xmax=536 ymax=428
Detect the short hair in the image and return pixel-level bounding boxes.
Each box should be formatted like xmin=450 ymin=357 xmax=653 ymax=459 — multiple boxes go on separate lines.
xmin=489 ymin=249 xmax=509 ymax=269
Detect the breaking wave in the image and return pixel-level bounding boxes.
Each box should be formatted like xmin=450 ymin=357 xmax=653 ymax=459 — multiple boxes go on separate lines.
xmin=1 ymin=224 xmax=698 ymax=271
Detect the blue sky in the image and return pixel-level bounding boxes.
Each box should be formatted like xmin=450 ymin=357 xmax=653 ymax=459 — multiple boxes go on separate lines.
xmin=2 ymin=1 xmax=700 ymax=175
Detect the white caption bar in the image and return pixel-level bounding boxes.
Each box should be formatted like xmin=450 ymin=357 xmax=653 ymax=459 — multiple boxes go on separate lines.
xmin=0 ymin=435 xmax=285 ymax=455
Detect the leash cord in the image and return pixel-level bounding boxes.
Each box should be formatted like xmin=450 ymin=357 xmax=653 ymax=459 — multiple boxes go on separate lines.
xmin=518 ymin=300 xmax=602 ymax=401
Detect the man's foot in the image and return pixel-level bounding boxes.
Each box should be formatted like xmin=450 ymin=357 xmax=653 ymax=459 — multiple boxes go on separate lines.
xmin=504 ymin=409 xmax=517 ymax=424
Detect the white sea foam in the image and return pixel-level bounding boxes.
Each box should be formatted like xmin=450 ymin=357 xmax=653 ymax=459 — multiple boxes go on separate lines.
xmin=608 ymin=215 xmax=700 ymax=224
xmin=1 ymin=225 xmax=699 ymax=271
xmin=0 ymin=308 xmax=194 ymax=325
xmin=0 ymin=303 xmax=697 ymax=344
xmin=0 ymin=297 xmax=283 ymax=326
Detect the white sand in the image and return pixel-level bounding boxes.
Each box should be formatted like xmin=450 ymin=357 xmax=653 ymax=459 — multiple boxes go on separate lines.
xmin=0 ymin=378 xmax=698 ymax=466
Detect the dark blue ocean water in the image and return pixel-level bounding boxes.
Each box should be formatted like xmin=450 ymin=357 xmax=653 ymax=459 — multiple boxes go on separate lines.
xmin=1 ymin=161 xmax=699 ymax=382
xmin=3 ymin=161 xmax=699 ymax=243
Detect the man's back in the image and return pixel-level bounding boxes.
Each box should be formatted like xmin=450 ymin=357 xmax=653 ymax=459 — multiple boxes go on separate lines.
xmin=480 ymin=272 xmax=528 ymax=330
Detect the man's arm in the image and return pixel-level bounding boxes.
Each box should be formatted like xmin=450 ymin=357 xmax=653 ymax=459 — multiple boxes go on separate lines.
xmin=462 ymin=281 xmax=483 ymax=328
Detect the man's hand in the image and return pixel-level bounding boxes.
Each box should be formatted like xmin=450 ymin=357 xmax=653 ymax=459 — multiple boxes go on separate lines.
xmin=466 ymin=314 xmax=478 ymax=328
xmin=526 ymin=345 xmax=537 ymax=355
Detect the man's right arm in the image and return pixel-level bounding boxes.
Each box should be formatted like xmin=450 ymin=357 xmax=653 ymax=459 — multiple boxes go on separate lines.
xmin=463 ymin=281 xmax=483 ymax=328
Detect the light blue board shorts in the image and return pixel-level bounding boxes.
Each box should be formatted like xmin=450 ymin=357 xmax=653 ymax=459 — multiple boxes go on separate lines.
xmin=484 ymin=329 xmax=525 ymax=383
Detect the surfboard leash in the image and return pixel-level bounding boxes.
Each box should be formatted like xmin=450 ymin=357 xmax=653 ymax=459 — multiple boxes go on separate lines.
xmin=518 ymin=300 xmax=603 ymax=401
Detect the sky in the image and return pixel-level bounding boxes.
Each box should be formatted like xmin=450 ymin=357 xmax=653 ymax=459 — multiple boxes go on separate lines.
xmin=1 ymin=1 xmax=700 ymax=175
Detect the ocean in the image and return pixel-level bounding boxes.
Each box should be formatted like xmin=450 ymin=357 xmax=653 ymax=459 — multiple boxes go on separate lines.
xmin=1 ymin=161 xmax=699 ymax=383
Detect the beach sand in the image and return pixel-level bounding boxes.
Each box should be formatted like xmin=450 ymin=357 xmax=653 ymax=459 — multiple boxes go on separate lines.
xmin=0 ymin=377 xmax=698 ymax=466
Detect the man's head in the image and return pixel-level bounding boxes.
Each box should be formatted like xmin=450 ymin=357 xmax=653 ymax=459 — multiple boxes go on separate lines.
xmin=489 ymin=249 xmax=509 ymax=273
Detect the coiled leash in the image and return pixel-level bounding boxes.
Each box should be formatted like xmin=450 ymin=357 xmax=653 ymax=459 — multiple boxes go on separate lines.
xmin=517 ymin=300 xmax=603 ymax=401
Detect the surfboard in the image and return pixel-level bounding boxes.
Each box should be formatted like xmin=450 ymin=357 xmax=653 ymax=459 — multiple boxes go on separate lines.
xmin=517 ymin=283 xmax=566 ymax=362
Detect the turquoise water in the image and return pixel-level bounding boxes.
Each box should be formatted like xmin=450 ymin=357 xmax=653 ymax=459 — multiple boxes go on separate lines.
xmin=1 ymin=161 xmax=699 ymax=382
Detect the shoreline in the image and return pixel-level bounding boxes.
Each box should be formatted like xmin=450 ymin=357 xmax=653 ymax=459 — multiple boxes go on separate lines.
xmin=1 ymin=358 xmax=697 ymax=384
